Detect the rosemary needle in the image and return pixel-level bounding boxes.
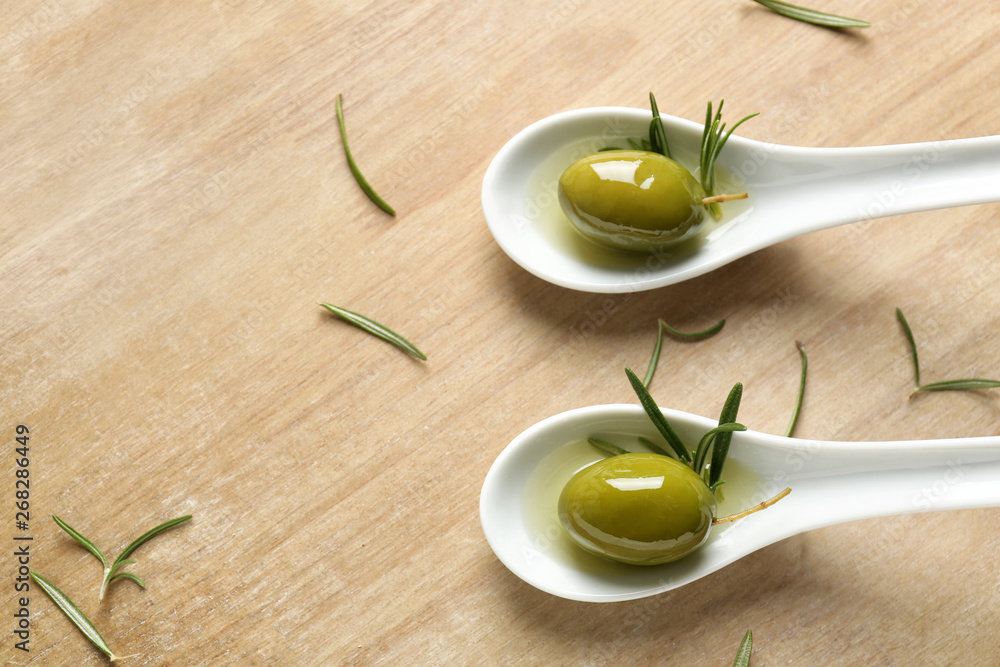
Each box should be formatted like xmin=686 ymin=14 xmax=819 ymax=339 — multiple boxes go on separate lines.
xmin=648 ymin=92 xmax=672 ymax=159
xmin=693 ymin=421 xmax=747 ymax=487
xmin=733 ymin=629 xmax=753 ymax=667
xmin=896 ymin=307 xmax=921 ymax=388
xmin=643 ymin=318 xmax=725 ymax=387
xmin=917 ymin=379 xmax=1000 ymax=392
xmin=30 ymin=571 xmax=123 ymax=661
xmin=708 ymin=382 xmax=743 ymax=488
xmin=625 ymin=367 xmax=691 ymax=463
xmin=319 ymin=303 xmax=427 ymax=360
xmin=750 ymin=0 xmax=870 ymax=29
xmin=588 ymin=437 xmax=631 ymax=457
xmin=642 ymin=323 xmax=667 ymax=387
xmin=896 ymin=307 xmax=1000 ymax=394
xmin=785 ymin=341 xmax=807 ymax=438
xmin=637 ymin=435 xmax=673 ymax=458
xmin=335 ymin=94 xmax=396 ymax=216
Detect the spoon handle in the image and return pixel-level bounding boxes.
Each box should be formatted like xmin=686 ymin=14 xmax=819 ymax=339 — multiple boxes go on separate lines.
xmin=738 ymin=435 xmax=1000 ymax=539
xmin=732 ymin=135 xmax=1000 ymax=240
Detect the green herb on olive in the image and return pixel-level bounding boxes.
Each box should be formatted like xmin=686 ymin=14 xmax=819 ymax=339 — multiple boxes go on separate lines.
xmin=558 ymin=95 xmax=757 ymax=252
xmin=558 ymin=368 xmax=791 ymax=565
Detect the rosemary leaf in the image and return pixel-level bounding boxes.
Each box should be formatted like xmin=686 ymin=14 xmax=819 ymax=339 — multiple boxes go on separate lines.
xmin=113 ymin=515 xmax=192 ymax=565
xmin=694 ymin=422 xmax=747 ymax=483
xmin=335 ymin=94 xmax=396 ymax=216
xmin=643 ymin=318 xmax=725 ymax=388
xmin=896 ymin=308 xmax=999 ymax=394
xmin=700 ymin=101 xmax=714 ymax=184
xmin=750 ymin=0 xmax=870 ymax=28
xmin=52 ymin=515 xmax=108 ymax=569
xmin=109 ymin=572 xmax=146 ymax=588
xmin=659 ymin=318 xmax=726 ymax=340
xmin=648 ymin=92 xmax=672 ymax=159
xmin=709 ymin=383 xmax=743 ymax=488
xmin=642 ymin=322 xmax=667 ymax=387
xmin=30 ymin=571 xmax=121 ymax=661
xmin=916 ymin=379 xmax=1000 ymax=392
xmin=786 ymin=341 xmax=807 ymax=438
xmin=101 ymin=515 xmax=192 ymax=601
xmin=625 ymin=367 xmax=691 ymax=462
xmin=588 ymin=437 xmax=631 ymax=457
xmin=896 ymin=307 xmax=921 ymax=388
xmin=733 ymin=629 xmax=753 ymax=667
xmin=319 ymin=303 xmax=427 ymax=360
xmin=637 ymin=435 xmax=673 ymax=458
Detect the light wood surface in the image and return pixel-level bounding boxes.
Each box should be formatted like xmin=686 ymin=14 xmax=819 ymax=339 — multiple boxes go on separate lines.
xmin=3 ymin=2 xmax=1000 ymax=665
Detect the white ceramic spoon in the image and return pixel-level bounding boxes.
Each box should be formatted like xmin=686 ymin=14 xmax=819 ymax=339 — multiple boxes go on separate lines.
xmin=481 ymin=107 xmax=1000 ymax=293
xmin=479 ymin=404 xmax=1000 ymax=602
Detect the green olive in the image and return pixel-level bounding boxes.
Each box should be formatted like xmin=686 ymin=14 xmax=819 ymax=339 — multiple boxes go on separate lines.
xmin=558 ymin=453 xmax=716 ymax=565
xmin=558 ymin=150 xmax=708 ymax=252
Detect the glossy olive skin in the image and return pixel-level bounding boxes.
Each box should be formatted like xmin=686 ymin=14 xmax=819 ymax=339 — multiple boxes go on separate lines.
xmin=558 ymin=453 xmax=716 ymax=565
xmin=558 ymin=150 xmax=707 ymax=252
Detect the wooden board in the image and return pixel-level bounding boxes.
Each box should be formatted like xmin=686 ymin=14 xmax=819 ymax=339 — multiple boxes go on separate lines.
xmin=3 ymin=1 xmax=1000 ymax=664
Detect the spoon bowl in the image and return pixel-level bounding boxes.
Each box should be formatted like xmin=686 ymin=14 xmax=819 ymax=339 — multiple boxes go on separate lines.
xmin=481 ymin=107 xmax=1000 ymax=293
xmin=479 ymin=404 xmax=1000 ymax=602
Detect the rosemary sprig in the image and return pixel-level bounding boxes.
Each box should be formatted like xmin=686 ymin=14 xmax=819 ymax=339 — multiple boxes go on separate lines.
xmin=625 ymin=367 xmax=692 ymax=462
xmin=700 ymin=101 xmax=758 ymax=218
xmin=53 ymin=514 xmax=192 ymax=602
xmin=750 ymin=0 xmax=870 ymax=29
xmin=335 ymin=94 xmax=396 ymax=216
xmin=319 ymin=303 xmax=427 ymax=360
xmin=896 ymin=307 xmax=1000 ymax=394
xmin=643 ymin=318 xmax=726 ymax=388
xmin=786 ymin=341 xmax=808 ymax=437
xmin=648 ymin=92 xmax=672 ymax=159
xmin=733 ymin=629 xmax=753 ymax=667
xmin=29 ymin=571 xmax=123 ymax=661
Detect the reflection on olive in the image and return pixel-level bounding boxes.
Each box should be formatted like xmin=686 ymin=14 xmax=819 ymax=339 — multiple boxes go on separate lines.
xmin=558 ymin=453 xmax=716 ymax=565
xmin=558 ymin=150 xmax=707 ymax=252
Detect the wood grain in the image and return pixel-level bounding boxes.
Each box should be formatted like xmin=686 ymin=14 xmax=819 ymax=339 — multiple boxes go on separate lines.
xmin=3 ymin=1 xmax=1000 ymax=664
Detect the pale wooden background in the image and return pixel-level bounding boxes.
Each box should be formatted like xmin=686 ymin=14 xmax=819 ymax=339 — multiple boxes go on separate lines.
xmin=3 ymin=1 xmax=1000 ymax=665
